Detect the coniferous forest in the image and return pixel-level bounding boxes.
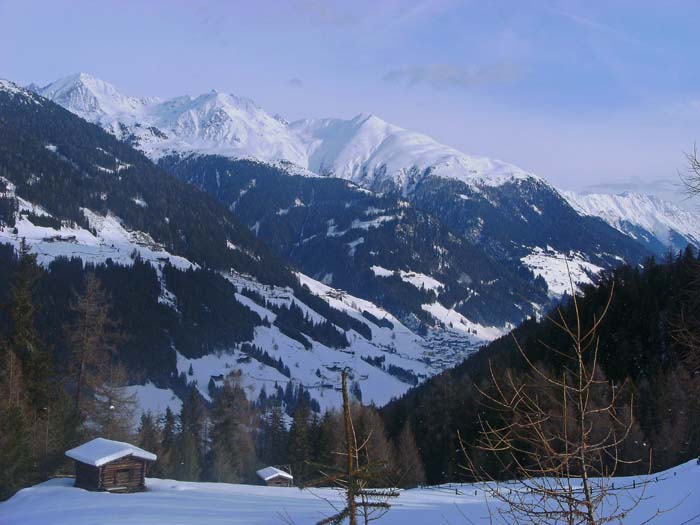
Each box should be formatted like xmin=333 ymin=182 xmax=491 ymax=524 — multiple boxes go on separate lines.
xmin=1 ymin=230 xmax=699 ymax=499
xmin=383 ymin=248 xmax=700 ymax=484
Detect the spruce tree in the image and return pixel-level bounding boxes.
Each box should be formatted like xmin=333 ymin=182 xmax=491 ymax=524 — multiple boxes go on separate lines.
xmin=0 ymin=404 xmax=32 ymax=499
xmin=172 ymin=390 xmax=205 ymax=481
xmin=138 ymin=412 xmax=163 ymax=477
xmin=288 ymin=401 xmax=313 ymax=481
xmin=159 ymin=407 xmax=177 ymax=478
xmin=261 ymin=405 xmax=288 ymax=466
xmin=208 ymin=371 xmax=256 ymax=482
xmin=10 ymin=239 xmax=51 ymax=411
xmin=0 ymin=336 xmax=32 ymax=498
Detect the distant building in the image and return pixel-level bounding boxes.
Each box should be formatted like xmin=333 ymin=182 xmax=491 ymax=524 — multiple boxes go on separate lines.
xmin=65 ymin=438 xmax=157 ymax=493
xmin=256 ymin=466 xmax=294 ymax=487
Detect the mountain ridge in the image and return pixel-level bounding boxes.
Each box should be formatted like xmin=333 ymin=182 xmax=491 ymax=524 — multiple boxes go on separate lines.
xmin=33 ymin=73 xmax=540 ymax=192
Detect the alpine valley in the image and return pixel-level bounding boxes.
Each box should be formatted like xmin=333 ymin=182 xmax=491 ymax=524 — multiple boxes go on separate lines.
xmin=1 ymin=73 xmax=698 ymax=421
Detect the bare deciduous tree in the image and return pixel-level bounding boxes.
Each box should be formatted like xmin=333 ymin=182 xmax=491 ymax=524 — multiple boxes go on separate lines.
xmin=66 ymin=272 xmax=122 ymax=414
xmin=462 ymin=280 xmax=651 ymax=525
xmin=681 ymin=144 xmax=700 ymax=198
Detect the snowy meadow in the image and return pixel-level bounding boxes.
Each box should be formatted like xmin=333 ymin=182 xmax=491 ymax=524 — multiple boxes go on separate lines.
xmin=2 ymin=461 xmax=698 ymax=525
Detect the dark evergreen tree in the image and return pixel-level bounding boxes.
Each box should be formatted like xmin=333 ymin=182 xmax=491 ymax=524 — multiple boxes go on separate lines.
xmin=10 ymin=240 xmax=51 ymax=411
xmin=159 ymin=407 xmax=177 ymax=478
xmin=172 ymin=390 xmax=206 ymax=481
xmin=259 ymin=405 xmax=288 ymax=467
xmin=288 ymin=402 xmax=313 ymax=482
xmin=207 ymin=371 xmax=256 ymax=483
xmin=137 ymin=412 xmax=163 ymax=477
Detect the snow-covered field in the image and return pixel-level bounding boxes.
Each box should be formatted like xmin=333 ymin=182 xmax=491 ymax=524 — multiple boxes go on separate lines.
xmin=2 ymin=461 xmax=698 ymax=525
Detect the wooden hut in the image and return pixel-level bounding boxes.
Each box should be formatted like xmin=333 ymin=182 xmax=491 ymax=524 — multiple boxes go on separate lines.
xmin=65 ymin=438 xmax=157 ymax=493
xmin=256 ymin=466 xmax=294 ymax=487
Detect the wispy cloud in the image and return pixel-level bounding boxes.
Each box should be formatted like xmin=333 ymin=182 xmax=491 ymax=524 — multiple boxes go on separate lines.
xmin=550 ymin=7 xmax=644 ymax=47
xmin=383 ymin=63 xmax=520 ymax=89
xmin=288 ymin=77 xmax=303 ymax=87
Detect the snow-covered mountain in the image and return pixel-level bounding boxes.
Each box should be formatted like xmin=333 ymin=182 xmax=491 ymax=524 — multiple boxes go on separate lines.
xmin=563 ymin=190 xmax=700 ymax=254
xmin=37 ymin=73 xmax=307 ymax=165
xmin=33 ymin=74 xmax=668 ymax=308
xmin=35 ymin=74 xmax=537 ymax=192
xmin=1 ymin=78 xmax=497 ymax=420
xmin=290 ymin=114 xmax=539 ymax=194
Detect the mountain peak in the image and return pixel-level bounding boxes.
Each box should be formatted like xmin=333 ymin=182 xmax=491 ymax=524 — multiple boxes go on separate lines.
xmin=37 ymin=74 xmax=542 ymax=191
xmin=37 ymin=73 xmax=156 ymax=121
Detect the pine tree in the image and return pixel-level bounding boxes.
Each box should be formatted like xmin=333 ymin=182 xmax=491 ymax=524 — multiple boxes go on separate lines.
xmin=0 ymin=333 xmax=32 ymax=497
xmin=159 ymin=407 xmax=177 ymax=478
xmin=314 ymin=410 xmax=340 ymax=468
xmin=10 ymin=239 xmax=51 ymax=411
xmin=172 ymin=427 xmax=201 ymax=481
xmin=138 ymin=412 xmax=163 ymax=477
xmin=172 ymin=390 xmax=206 ymax=481
xmin=260 ymin=405 xmax=288 ymax=466
xmin=208 ymin=371 xmax=256 ymax=483
xmin=0 ymin=404 xmax=32 ymax=499
xmin=288 ymin=402 xmax=313 ymax=482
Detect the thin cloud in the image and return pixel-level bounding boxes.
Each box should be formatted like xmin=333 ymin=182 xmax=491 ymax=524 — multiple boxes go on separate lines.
xmin=550 ymin=7 xmax=645 ymax=47
xmin=288 ymin=77 xmax=303 ymax=87
xmin=383 ymin=63 xmax=520 ymax=89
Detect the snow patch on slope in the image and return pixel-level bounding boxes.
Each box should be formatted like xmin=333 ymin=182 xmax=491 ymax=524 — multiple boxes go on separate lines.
xmin=521 ymin=247 xmax=604 ymax=297
xmin=121 ymin=383 xmax=183 ymax=429
xmin=370 ymin=266 xmax=444 ymax=293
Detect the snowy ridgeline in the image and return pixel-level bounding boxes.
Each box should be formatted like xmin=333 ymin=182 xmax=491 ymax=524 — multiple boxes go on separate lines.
xmin=1 ymin=461 xmax=698 ymax=524
xmin=35 ymin=73 xmax=539 ymax=195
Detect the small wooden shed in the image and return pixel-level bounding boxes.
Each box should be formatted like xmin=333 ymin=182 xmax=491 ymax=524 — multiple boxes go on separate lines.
xmin=256 ymin=466 xmax=294 ymax=487
xmin=66 ymin=438 xmax=157 ymax=493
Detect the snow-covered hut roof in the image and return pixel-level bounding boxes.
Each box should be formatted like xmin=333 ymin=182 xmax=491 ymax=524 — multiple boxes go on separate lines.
xmin=65 ymin=438 xmax=157 ymax=467
xmin=256 ymin=466 xmax=293 ymax=481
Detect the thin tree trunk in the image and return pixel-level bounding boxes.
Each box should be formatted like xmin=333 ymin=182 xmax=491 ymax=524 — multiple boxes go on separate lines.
xmin=342 ymin=371 xmax=357 ymax=525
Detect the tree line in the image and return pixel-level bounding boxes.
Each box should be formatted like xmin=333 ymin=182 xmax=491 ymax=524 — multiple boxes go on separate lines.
xmin=134 ymin=372 xmax=425 ymax=490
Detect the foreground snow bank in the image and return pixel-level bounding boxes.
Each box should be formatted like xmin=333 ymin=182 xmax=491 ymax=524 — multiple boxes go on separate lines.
xmin=2 ymin=461 xmax=698 ymax=524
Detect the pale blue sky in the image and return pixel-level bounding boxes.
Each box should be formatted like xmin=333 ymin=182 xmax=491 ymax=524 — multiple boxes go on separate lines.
xmin=2 ymin=0 xmax=700 ymax=193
